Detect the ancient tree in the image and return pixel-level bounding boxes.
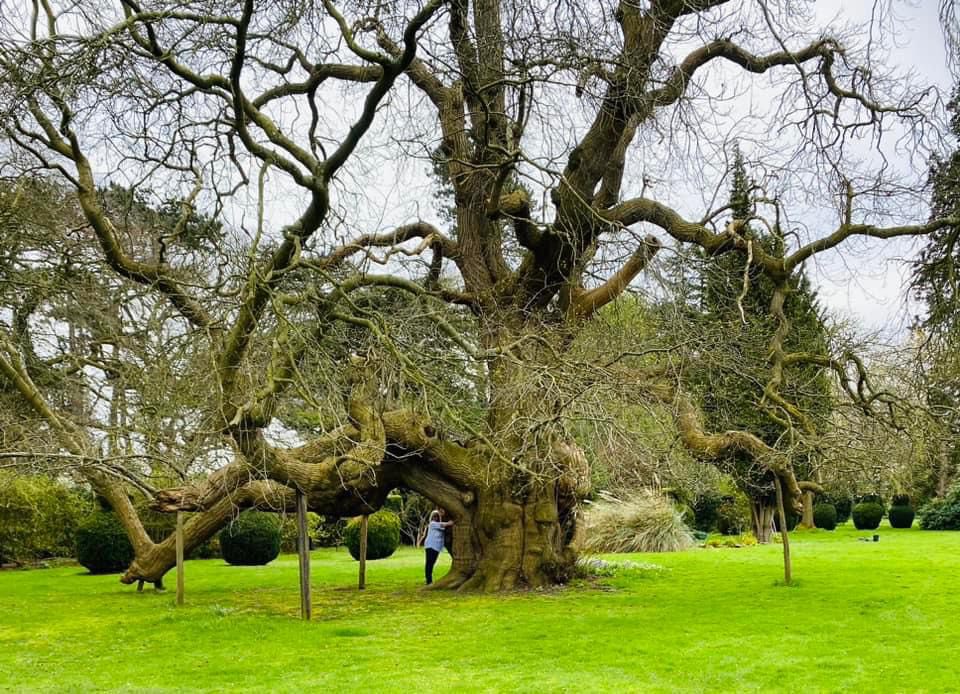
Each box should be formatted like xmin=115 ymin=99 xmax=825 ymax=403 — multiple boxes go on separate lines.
xmin=0 ymin=1 xmax=955 ymax=591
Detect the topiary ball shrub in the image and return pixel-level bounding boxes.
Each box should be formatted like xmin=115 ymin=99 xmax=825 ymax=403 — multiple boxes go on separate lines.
xmin=344 ymin=510 xmax=401 ymax=560
xmin=834 ymin=497 xmax=853 ymax=525
xmin=813 ymin=503 xmax=838 ymax=530
xmin=857 ymin=494 xmax=887 ymax=516
xmin=76 ymin=512 xmax=134 ymax=574
xmin=888 ymin=504 xmax=915 ymax=529
xmin=219 ymin=511 xmax=281 ymax=566
xmin=852 ymin=502 xmax=884 ymax=530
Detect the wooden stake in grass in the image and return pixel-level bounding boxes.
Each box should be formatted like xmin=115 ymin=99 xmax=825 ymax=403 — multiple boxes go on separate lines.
xmin=358 ymin=514 xmax=368 ymax=591
xmin=775 ymin=476 xmax=792 ymax=585
xmin=175 ymin=511 xmax=184 ymax=605
xmin=296 ymin=491 xmax=312 ymax=620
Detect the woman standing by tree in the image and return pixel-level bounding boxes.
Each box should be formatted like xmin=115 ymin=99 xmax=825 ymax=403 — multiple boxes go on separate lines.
xmin=424 ymin=511 xmax=453 ymax=586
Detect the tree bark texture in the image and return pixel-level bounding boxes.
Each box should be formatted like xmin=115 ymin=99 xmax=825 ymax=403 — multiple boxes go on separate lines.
xmin=801 ymin=490 xmax=816 ymax=528
xmin=750 ymin=500 xmax=775 ymax=544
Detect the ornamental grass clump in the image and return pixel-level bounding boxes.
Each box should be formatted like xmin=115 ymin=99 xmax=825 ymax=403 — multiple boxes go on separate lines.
xmin=578 ymin=492 xmax=694 ymax=554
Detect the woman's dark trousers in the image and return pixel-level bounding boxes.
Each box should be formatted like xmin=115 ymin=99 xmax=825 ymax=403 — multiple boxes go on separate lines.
xmin=425 ymin=548 xmax=440 ymax=585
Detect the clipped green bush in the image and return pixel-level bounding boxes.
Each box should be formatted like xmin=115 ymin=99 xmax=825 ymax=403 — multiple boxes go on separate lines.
xmin=919 ymin=485 xmax=960 ymax=530
xmin=577 ymin=492 xmax=694 ymax=553
xmin=821 ymin=493 xmax=852 ymax=524
xmin=857 ymin=494 xmax=886 ymax=516
xmin=852 ymin=502 xmax=884 ymax=530
xmin=76 ymin=512 xmax=135 ymax=574
xmin=888 ymin=505 xmax=915 ymax=529
xmin=219 ymin=511 xmax=281 ymax=566
xmin=834 ymin=497 xmax=853 ymax=524
xmin=813 ymin=503 xmax=838 ymax=530
xmin=344 ymin=510 xmax=401 ymax=560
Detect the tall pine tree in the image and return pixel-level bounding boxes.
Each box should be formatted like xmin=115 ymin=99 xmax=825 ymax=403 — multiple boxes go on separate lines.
xmin=676 ymin=144 xmax=832 ymax=539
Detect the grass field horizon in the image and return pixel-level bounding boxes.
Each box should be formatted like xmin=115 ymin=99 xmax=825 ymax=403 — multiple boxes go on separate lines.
xmin=2 ymin=522 xmax=958 ymax=692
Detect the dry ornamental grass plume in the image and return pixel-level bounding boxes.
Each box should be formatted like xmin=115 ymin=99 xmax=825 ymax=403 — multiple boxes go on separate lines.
xmin=578 ymin=491 xmax=694 ymax=554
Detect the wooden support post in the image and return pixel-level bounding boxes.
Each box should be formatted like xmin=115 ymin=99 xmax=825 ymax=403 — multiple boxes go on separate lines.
xmin=297 ymin=491 xmax=312 ymax=620
xmin=358 ymin=514 xmax=368 ymax=590
xmin=775 ymin=477 xmax=792 ymax=585
xmin=176 ymin=511 xmax=185 ymax=605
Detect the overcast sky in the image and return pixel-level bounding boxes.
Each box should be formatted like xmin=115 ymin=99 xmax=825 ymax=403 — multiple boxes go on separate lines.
xmin=807 ymin=1 xmax=952 ymax=336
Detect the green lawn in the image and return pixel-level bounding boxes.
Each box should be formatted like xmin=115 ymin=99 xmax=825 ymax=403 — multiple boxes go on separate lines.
xmin=2 ymin=523 xmax=958 ymax=692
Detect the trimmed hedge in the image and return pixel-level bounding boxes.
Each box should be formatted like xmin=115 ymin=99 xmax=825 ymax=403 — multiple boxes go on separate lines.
xmin=344 ymin=510 xmax=401 ymax=561
xmin=219 ymin=511 xmax=281 ymax=566
xmin=888 ymin=505 xmax=915 ymax=529
xmin=852 ymin=502 xmax=884 ymax=530
xmin=813 ymin=503 xmax=838 ymax=531
xmin=857 ymin=494 xmax=886 ymax=516
xmin=76 ymin=512 xmax=135 ymax=574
